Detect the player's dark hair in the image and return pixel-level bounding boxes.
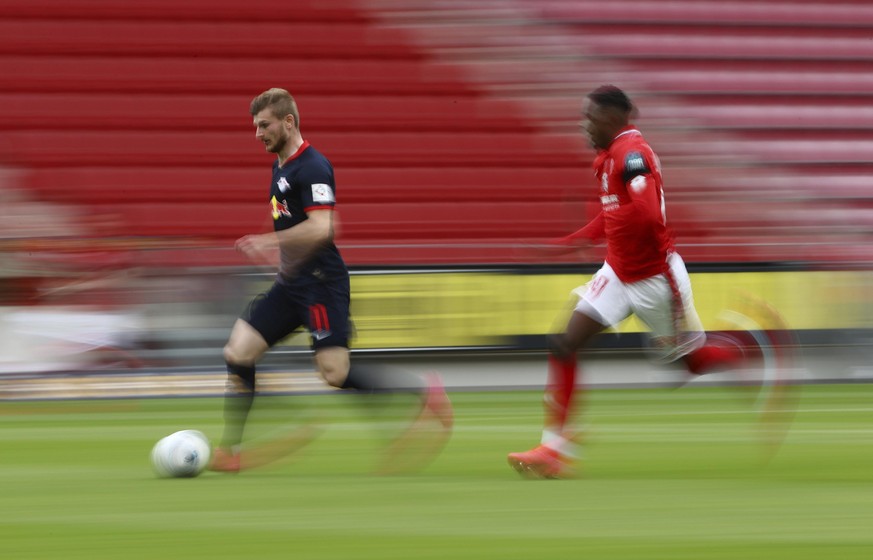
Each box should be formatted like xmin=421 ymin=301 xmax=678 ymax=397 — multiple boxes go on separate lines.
xmin=250 ymin=88 xmax=300 ymax=129
xmin=588 ymin=85 xmax=634 ymax=115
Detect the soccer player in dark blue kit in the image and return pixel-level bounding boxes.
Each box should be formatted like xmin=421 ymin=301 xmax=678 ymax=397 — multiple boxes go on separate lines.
xmin=210 ymin=88 xmax=453 ymax=472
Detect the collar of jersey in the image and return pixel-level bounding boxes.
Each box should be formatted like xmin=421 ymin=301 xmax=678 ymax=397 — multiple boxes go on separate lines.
xmin=612 ymin=126 xmax=640 ymax=144
xmin=279 ymin=140 xmax=311 ymax=168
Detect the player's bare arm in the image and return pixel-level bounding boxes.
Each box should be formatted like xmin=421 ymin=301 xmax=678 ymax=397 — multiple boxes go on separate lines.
xmin=275 ymin=207 xmax=334 ymax=251
xmin=235 ymin=209 xmax=334 ymax=266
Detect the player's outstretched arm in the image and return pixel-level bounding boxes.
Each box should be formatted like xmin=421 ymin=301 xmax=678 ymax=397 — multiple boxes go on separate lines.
xmin=560 ymin=211 xmax=604 ymax=245
xmin=516 ymin=212 xmax=604 ymax=259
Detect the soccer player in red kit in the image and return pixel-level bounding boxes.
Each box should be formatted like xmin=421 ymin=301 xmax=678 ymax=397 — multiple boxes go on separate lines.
xmin=507 ymin=85 xmax=743 ymax=479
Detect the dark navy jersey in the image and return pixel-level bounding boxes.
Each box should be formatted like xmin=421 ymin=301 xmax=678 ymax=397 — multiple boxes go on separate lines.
xmin=269 ymin=140 xmax=348 ymax=285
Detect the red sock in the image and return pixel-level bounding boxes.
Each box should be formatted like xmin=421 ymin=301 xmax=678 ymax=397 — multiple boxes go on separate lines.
xmin=684 ymin=344 xmax=741 ymax=375
xmin=544 ymin=353 xmax=578 ymax=434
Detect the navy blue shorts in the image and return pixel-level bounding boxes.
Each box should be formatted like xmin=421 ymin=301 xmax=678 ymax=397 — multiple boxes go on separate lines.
xmin=242 ymin=277 xmax=351 ymax=350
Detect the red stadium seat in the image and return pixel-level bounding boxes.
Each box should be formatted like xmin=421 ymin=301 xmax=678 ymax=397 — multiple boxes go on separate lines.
xmin=106 ymin=203 xmax=263 ymax=238
xmin=0 ymin=56 xmax=472 ymax=95
xmin=0 ymin=93 xmax=530 ymax=133
xmin=0 ymin=0 xmax=367 ymax=22
xmin=1 ymin=0 xmax=870 ymax=267
xmin=0 ymin=130 xmax=584 ymax=167
xmin=21 ymin=166 xmax=590 ymax=206
xmin=0 ymin=20 xmax=422 ymax=59
xmin=339 ymin=201 xmax=579 ymax=240
xmin=537 ymin=0 xmax=873 ymax=27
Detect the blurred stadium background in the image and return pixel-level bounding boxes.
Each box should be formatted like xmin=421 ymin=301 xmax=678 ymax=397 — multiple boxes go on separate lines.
xmin=1 ymin=0 xmax=873 ymax=394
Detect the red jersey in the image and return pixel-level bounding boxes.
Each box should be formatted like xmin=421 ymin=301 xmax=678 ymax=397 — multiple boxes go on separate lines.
xmin=566 ymin=126 xmax=674 ymax=282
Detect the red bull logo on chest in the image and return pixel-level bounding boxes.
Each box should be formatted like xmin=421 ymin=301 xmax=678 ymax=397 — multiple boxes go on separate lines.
xmin=270 ymin=196 xmax=292 ymax=220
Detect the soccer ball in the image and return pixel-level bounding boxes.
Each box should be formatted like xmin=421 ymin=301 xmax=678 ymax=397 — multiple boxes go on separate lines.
xmin=150 ymin=429 xmax=211 ymax=478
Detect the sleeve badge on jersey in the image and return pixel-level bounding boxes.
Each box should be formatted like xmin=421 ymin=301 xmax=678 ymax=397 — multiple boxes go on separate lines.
xmin=630 ymin=175 xmax=648 ymax=193
xmin=311 ymin=183 xmax=335 ymax=204
xmin=623 ymin=151 xmax=651 ymax=183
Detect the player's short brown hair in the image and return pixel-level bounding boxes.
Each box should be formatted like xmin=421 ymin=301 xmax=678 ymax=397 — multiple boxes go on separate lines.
xmin=250 ymin=88 xmax=300 ymax=129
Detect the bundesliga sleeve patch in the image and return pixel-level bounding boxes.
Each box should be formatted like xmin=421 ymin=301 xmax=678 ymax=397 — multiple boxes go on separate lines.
xmin=630 ymin=175 xmax=648 ymax=193
xmin=623 ymin=151 xmax=651 ymax=183
xmin=311 ymin=183 xmax=335 ymax=204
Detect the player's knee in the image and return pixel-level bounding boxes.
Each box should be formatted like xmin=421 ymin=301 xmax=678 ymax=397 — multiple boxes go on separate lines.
xmin=223 ymin=344 xmax=256 ymax=367
xmin=548 ymin=333 xmax=573 ymax=359
xmin=320 ymin=365 xmax=348 ymax=388
xmin=317 ymin=359 xmax=348 ymax=388
xmin=315 ymin=348 xmax=350 ymax=388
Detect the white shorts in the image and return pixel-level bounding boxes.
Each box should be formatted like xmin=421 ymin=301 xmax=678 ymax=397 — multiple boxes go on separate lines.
xmin=573 ymin=252 xmax=705 ymax=362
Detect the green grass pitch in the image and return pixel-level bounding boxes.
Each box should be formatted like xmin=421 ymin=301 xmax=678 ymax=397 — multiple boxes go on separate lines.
xmin=2 ymin=384 xmax=872 ymax=559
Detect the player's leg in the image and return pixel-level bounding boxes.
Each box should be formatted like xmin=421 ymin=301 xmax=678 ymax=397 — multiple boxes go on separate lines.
xmin=665 ymin=253 xmax=742 ymax=374
xmin=314 ymin=345 xmax=351 ymax=388
xmin=543 ymin=309 xmax=607 ymax=447
xmin=507 ymin=310 xmax=606 ymax=479
xmin=212 ymin=285 xmax=301 ymax=472
xmin=310 ymin=284 xmax=452 ymax=473
xmin=315 ymin=343 xmax=447 ymax=423
xmin=306 ymin=284 xmax=425 ymax=393
xmin=636 ymin=255 xmax=798 ymax=454
xmin=630 ymin=252 xmax=741 ymax=376
xmin=316 ymin=344 xmax=423 ymax=394
xmin=308 ymin=281 xmax=435 ymax=403
xmin=683 ymin=340 xmax=744 ymax=375
xmin=218 ymin=318 xmax=268 ymax=450
xmin=547 ymin=266 xmax=624 ymax=444
xmin=509 ymin=264 xmax=625 ymax=479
